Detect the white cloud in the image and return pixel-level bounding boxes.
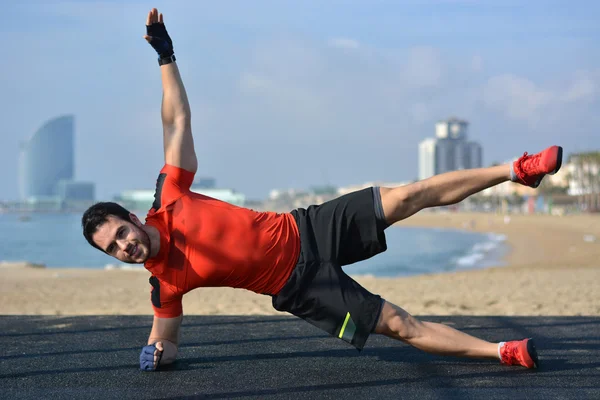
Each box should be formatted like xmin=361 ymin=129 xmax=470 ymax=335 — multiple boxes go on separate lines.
xmin=400 ymin=47 xmax=443 ymax=88
xmin=482 ymin=74 xmax=555 ymax=122
xmin=328 ymin=37 xmax=360 ymax=50
xmin=482 ymin=71 xmax=599 ymax=124
xmin=236 ymin=39 xmax=330 ymax=120
xmin=563 ymin=73 xmax=596 ymax=102
xmin=245 ymin=38 xmax=325 ymax=81
xmin=237 ymin=70 xmax=327 ymax=124
xmin=239 ymin=73 xmax=272 ymax=92
xmin=471 ymin=55 xmax=483 ymax=72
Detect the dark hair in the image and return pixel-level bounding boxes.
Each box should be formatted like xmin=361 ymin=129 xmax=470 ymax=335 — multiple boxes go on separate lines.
xmin=81 ymin=202 xmax=133 ymax=252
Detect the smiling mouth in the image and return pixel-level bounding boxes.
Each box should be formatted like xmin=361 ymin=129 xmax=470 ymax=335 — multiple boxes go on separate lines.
xmin=131 ymin=244 xmax=138 ymax=258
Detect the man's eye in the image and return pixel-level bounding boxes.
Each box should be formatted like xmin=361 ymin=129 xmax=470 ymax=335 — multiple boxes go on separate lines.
xmin=118 ymin=228 xmax=125 ymax=238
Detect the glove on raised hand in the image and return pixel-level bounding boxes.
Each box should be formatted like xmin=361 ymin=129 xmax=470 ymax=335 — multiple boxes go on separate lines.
xmin=144 ymin=8 xmax=175 ymax=63
xmin=146 ymin=21 xmax=174 ymax=58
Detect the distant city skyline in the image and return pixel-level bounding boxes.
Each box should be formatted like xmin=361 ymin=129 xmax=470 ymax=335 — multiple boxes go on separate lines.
xmin=2 ymin=1 xmax=599 ymax=201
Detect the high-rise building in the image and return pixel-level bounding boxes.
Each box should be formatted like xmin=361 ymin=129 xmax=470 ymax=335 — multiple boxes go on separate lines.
xmin=19 ymin=115 xmax=95 ymax=210
xmin=435 ymin=118 xmax=468 ymax=140
xmin=418 ymin=118 xmax=483 ymax=180
xmin=418 ymin=138 xmax=436 ymax=181
xmin=19 ymin=115 xmax=75 ymax=200
xmin=465 ymin=141 xmax=483 ymax=170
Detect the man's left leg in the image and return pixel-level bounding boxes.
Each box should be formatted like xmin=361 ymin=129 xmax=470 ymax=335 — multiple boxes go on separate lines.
xmin=381 ymin=145 xmax=562 ymax=224
xmin=374 ymin=301 xmax=538 ymax=368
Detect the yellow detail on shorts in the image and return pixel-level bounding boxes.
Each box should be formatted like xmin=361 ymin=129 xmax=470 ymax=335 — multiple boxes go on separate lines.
xmin=339 ymin=312 xmax=351 ymax=339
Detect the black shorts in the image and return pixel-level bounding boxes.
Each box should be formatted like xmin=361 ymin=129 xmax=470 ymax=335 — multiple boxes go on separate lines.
xmin=272 ymin=187 xmax=387 ymax=351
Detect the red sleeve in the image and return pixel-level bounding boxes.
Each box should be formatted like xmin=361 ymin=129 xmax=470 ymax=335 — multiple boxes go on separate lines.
xmin=151 ymin=164 xmax=195 ymax=212
xmin=149 ymin=276 xmax=183 ymax=318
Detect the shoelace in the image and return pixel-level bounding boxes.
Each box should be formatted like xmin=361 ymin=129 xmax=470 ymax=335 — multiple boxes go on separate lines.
xmin=502 ymin=343 xmax=519 ymax=365
xmin=515 ymin=151 xmax=544 ymax=180
xmin=514 ymin=153 xmax=529 ymax=182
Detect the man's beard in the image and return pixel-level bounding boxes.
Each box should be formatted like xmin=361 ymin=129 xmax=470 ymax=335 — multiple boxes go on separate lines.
xmin=123 ymin=227 xmax=152 ymax=264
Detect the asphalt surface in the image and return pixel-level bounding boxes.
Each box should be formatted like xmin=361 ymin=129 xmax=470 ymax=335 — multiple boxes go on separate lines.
xmin=1 ymin=315 xmax=599 ymax=399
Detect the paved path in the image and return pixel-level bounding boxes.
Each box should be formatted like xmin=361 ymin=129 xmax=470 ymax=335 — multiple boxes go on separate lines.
xmin=1 ymin=315 xmax=599 ymax=399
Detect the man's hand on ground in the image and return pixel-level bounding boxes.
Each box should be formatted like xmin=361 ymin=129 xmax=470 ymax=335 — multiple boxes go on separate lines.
xmin=139 ymin=341 xmax=164 ymax=371
xmin=143 ymin=8 xmax=174 ymax=58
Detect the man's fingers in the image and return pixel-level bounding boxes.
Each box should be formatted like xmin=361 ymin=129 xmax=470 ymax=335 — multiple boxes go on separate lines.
xmin=142 ymin=346 xmax=156 ymax=355
xmin=141 ymin=359 xmax=154 ymax=371
xmin=154 ymin=342 xmax=162 ymax=365
xmin=146 ymin=8 xmax=164 ymax=26
xmin=153 ymin=343 xmax=163 ymax=368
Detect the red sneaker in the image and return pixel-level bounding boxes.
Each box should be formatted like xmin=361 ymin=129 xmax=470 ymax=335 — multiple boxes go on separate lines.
xmin=500 ymin=338 xmax=539 ymax=369
xmin=512 ymin=145 xmax=563 ymax=188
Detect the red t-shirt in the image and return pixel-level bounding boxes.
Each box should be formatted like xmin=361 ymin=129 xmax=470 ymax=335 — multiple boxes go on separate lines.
xmin=143 ymin=164 xmax=300 ymax=318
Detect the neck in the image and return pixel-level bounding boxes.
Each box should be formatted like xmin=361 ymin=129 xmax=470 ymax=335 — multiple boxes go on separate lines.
xmin=142 ymin=224 xmax=161 ymax=258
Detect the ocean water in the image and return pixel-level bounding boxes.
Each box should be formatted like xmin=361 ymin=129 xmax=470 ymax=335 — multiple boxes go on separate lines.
xmin=0 ymin=213 xmax=508 ymax=276
xmin=343 ymin=225 xmax=508 ymax=277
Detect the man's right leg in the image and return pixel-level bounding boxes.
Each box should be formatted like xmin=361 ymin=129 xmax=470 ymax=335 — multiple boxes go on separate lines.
xmin=380 ymin=165 xmax=510 ymax=223
xmin=380 ymin=145 xmax=562 ymax=225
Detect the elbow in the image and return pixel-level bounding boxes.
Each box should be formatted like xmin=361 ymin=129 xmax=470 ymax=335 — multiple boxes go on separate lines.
xmin=176 ymin=102 xmax=192 ymax=121
xmin=166 ymin=113 xmax=190 ymax=131
xmin=162 ymin=107 xmax=191 ymax=129
xmin=176 ymin=112 xmax=191 ymax=126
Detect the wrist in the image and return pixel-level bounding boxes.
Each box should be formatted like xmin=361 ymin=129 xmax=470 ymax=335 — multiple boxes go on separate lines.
xmin=158 ymin=54 xmax=176 ymax=66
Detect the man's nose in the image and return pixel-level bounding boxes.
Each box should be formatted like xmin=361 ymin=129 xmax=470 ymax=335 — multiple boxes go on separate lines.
xmin=117 ymin=240 xmax=128 ymax=252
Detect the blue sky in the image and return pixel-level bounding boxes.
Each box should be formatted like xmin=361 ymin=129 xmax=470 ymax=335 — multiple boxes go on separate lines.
xmin=2 ymin=0 xmax=599 ymax=201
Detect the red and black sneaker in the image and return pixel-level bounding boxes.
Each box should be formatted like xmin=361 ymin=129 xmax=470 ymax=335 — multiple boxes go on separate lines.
xmin=500 ymin=338 xmax=539 ymax=369
xmin=512 ymin=145 xmax=563 ymax=188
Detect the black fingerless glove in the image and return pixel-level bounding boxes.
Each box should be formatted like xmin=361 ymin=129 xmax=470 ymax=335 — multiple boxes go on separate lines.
xmin=146 ymin=22 xmax=174 ymax=61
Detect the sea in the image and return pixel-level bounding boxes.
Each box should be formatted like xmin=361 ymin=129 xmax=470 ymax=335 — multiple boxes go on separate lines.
xmin=0 ymin=212 xmax=508 ymax=277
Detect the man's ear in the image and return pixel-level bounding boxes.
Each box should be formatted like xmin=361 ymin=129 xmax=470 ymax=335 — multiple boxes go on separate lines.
xmin=129 ymin=213 xmax=142 ymax=226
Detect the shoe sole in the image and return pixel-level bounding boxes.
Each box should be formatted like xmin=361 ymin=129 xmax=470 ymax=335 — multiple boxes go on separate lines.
xmin=549 ymin=145 xmax=563 ymax=175
xmin=527 ymin=338 xmax=539 ymax=369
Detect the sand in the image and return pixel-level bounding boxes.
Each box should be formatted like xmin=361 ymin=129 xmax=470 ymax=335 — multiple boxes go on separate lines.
xmin=1 ymin=212 xmax=599 ymax=316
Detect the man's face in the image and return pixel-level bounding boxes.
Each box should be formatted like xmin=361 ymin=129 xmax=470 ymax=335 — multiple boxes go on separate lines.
xmin=92 ymin=215 xmax=152 ymax=264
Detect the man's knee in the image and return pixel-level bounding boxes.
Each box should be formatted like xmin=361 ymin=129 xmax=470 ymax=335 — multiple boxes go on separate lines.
xmin=374 ymin=301 xmax=422 ymax=341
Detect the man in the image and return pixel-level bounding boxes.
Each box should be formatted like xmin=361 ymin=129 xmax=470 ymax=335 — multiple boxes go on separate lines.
xmin=82 ymin=8 xmax=562 ymax=372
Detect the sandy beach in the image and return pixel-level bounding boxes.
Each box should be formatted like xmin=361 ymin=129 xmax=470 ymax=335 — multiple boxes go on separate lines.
xmin=1 ymin=212 xmax=599 ymax=316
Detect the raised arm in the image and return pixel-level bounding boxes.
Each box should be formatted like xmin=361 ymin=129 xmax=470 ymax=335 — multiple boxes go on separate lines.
xmin=139 ymin=315 xmax=183 ymax=371
xmin=144 ymin=8 xmax=198 ymax=174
